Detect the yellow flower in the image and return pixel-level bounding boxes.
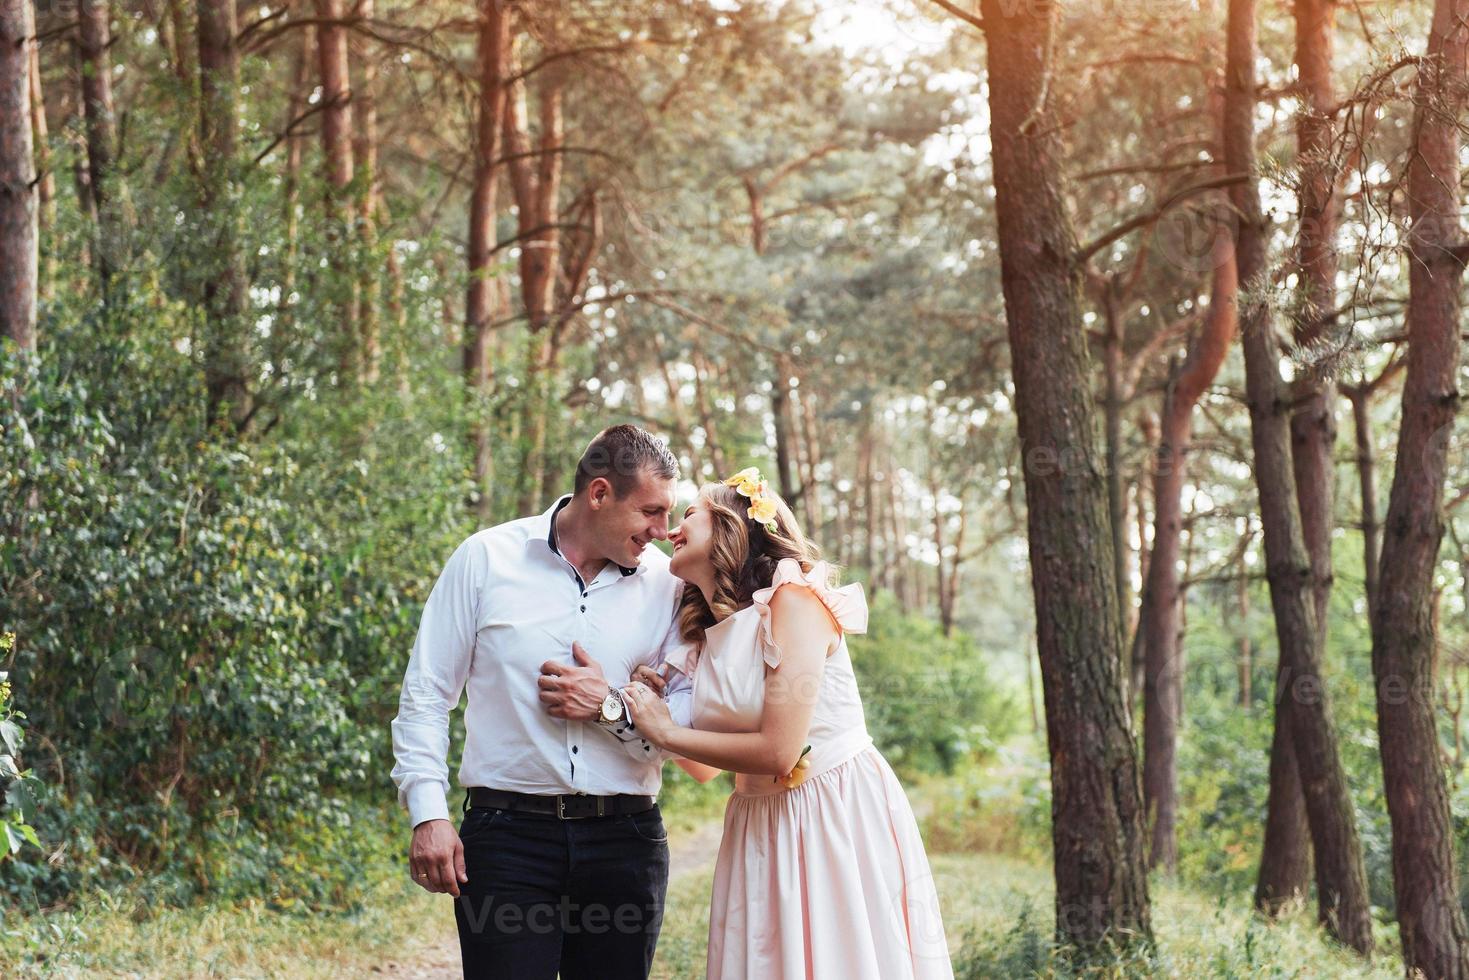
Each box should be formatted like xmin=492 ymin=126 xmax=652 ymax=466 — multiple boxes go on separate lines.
xmin=748 ymin=496 xmax=778 ymax=524
xmin=723 ymin=467 xmax=761 ymax=490
xmin=723 ymin=466 xmax=779 ymax=531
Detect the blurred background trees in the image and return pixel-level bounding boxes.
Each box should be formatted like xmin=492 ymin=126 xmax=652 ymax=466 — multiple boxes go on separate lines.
xmin=5 ymin=0 xmax=1469 ymax=973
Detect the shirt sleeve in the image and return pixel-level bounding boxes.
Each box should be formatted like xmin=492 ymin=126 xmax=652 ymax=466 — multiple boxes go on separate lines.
xmin=390 ymin=536 xmax=484 ymax=828
xmin=599 ymin=590 xmax=695 ymax=763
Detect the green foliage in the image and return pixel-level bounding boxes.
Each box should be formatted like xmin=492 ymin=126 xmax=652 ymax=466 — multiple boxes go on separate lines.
xmin=1172 ymin=573 xmax=1402 ymax=911
xmin=0 ymin=633 xmax=42 ymax=864
xmin=919 ymin=738 xmax=1053 ymax=860
xmin=852 ymin=591 xmax=1017 ymax=779
xmin=0 ymin=199 xmax=476 ymax=909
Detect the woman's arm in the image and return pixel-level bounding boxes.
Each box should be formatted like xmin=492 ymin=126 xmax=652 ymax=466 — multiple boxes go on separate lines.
xmin=674 ymin=759 xmax=725 ymax=783
xmin=624 ymin=584 xmax=837 ymax=776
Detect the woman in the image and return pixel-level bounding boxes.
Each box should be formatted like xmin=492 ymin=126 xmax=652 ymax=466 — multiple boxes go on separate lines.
xmin=621 ymin=468 xmax=953 ymax=980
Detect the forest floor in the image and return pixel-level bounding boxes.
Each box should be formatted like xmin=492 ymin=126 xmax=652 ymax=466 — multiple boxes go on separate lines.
xmin=2 ymin=805 xmax=1408 ymax=978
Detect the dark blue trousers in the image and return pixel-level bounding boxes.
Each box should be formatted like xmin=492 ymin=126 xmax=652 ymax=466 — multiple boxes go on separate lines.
xmin=453 ymin=797 xmax=670 ymax=980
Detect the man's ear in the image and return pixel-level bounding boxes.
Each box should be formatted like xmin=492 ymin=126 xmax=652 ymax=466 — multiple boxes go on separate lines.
xmin=588 ymin=477 xmax=611 ymax=509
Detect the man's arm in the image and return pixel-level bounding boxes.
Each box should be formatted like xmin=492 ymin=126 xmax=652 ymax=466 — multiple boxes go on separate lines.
xmin=537 ymin=593 xmax=697 ymax=763
xmin=390 ymin=537 xmax=482 ymax=829
xmin=596 ymin=655 xmax=693 ymax=762
xmin=600 ymin=608 xmax=696 ymax=763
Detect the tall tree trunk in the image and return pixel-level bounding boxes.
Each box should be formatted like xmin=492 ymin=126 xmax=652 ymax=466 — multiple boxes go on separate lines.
xmin=279 ymin=24 xmax=313 ymax=351
xmin=1256 ymin=698 xmax=1314 ymax=915
xmin=1276 ymin=2 xmax=1342 ymax=901
xmin=979 ymin=0 xmax=1152 ymax=951
xmin=465 ymin=0 xmax=509 ymax=522
xmin=1348 ymin=386 xmax=1381 ymax=612
xmin=692 ymin=348 xmax=726 ymax=475
xmin=315 ymin=0 xmax=358 ymax=379
xmin=926 ymin=414 xmax=948 ymax=633
xmin=944 ymin=501 xmax=967 ymax=635
xmin=1100 ymin=288 xmax=1131 ymax=641
xmin=351 ymin=0 xmax=380 ymax=384
xmin=1290 ymin=0 xmax=1342 ymax=648
xmin=1 ymin=0 xmax=37 ymax=353
xmin=1342 ymin=357 xmax=1402 ymax=617
xmin=799 ymin=382 xmax=823 ymax=531
xmin=77 ymin=0 xmax=117 ymax=291
xmin=27 ymin=29 xmax=53 ymax=304
xmin=1371 ymin=0 xmax=1469 ymax=974
xmin=885 ymin=435 xmax=908 ymax=607
xmin=772 ymin=359 xmax=797 ymax=501
xmin=1130 ymin=408 xmax=1159 ymax=704
xmin=1226 ymin=0 xmax=1372 ymax=953
xmin=196 ymin=0 xmax=251 ymax=432
xmin=503 ymin=44 xmax=565 ymax=513
xmin=1236 ymin=534 xmax=1253 ymax=707
xmin=164 ymin=0 xmax=202 ymax=181
xmin=860 ymin=397 xmax=877 ymax=577
xmin=1142 ymin=234 xmax=1238 ymax=872
xmin=652 ymin=334 xmax=701 ymax=480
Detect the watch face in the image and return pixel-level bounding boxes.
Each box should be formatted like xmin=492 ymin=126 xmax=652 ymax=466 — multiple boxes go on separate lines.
xmin=601 ymin=692 xmax=624 ymax=722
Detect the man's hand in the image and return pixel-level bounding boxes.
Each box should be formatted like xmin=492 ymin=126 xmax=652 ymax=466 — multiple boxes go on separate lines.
xmin=409 ymin=818 xmax=468 ymax=896
xmin=538 ymin=642 xmax=611 ymax=720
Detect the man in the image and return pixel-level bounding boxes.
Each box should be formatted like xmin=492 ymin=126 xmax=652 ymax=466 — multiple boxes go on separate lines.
xmin=390 ymin=424 xmax=691 ymax=979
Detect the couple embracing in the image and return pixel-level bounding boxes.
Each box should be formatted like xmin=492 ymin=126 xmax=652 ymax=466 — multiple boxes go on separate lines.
xmin=390 ymin=424 xmax=952 ymax=979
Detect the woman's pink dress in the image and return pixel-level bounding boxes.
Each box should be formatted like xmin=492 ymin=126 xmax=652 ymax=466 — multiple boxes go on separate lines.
xmin=667 ymin=558 xmax=954 ymax=980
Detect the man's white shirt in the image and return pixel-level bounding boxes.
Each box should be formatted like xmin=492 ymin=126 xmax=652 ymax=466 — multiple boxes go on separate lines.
xmin=390 ymin=495 xmax=693 ymax=828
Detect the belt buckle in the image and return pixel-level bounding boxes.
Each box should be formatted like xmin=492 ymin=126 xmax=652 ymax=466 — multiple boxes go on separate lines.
xmin=555 ymin=793 xmax=606 ymax=819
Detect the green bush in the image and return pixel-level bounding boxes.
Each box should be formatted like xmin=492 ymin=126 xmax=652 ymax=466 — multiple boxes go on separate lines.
xmin=0 ymin=219 xmax=480 ymax=911
xmin=1171 ymin=590 xmax=1399 ymax=911
xmin=920 ymin=739 xmax=1052 ymax=859
xmin=0 ymin=633 xmax=41 ymax=864
xmin=851 ymin=591 xmax=1017 ymax=779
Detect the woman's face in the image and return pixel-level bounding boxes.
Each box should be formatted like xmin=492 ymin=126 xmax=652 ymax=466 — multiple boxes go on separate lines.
xmin=668 ymin=495 xmax=716 ymax=583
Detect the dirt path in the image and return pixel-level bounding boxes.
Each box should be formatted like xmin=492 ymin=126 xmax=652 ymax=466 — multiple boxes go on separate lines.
xmin=376 ymin=817 xmax=725 ymax=980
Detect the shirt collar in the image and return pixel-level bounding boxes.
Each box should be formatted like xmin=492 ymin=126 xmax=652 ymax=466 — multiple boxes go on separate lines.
xmin=537 ymin=493 xmax=638 ymax=577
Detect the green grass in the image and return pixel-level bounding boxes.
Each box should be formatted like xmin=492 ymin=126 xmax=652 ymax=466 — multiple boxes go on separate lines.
xmin=1 ymin=816 xmax=1407 ymax=978
xmin=936 ymin=852 xmax=1402 ymax=979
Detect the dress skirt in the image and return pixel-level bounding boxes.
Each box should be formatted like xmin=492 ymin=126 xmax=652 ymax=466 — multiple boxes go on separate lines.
xmin=705 ymin=746 xmax=954 ymax=980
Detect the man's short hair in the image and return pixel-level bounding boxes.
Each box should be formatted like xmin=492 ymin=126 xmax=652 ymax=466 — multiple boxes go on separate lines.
xmin=573 ymin=424 xmax=679 ymax=497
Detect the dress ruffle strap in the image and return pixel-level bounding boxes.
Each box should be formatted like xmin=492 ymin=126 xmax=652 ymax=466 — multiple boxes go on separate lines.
xmin=752 ymin=557 xmax=868 ymax=668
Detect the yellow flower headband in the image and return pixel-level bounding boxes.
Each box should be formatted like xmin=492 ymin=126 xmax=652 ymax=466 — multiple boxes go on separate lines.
xmin=722 ymin=466 xmax=780 ymax=533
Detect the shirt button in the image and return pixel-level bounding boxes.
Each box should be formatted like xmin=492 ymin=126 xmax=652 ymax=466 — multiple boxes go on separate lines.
xmin=572 ymin=745 xmax=579 ymax=754
xmin=580 ymin=605 xmax=586 ymax=612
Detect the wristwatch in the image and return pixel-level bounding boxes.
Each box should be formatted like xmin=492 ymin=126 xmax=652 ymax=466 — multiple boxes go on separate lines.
xmin=597 ymin=688 xmax=625 ymax=727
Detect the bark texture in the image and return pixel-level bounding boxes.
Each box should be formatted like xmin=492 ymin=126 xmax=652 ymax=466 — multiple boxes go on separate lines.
xmin=1371 ymin=1 xmax=1469 ymax=974
xmin=464 ymin=0 xmax=510 ymax=521
xmin=1226 ymin=0 xmax=1372 ymax=953
xmin=980 ymin=0 xmax=1153 ymax=951
xmin=0 ymin=0 xmax=37 ymax=353
xmin=1141 ymin=234 xmax=1237 ymax=870
xmin=197 ymin=0 xmax=251 ymax=431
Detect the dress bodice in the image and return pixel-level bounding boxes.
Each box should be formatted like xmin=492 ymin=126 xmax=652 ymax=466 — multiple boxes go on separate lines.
xmin=667 ymin=558 xmax=873 ymax=795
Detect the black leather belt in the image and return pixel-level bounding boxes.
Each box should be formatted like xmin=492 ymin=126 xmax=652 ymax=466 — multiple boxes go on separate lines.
xmin=466 ymin=787 xmax=656 ymax=820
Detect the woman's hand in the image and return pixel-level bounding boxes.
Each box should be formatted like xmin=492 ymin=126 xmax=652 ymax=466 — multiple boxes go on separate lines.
xmin=622 ymin=681 xmax=676 ymax=746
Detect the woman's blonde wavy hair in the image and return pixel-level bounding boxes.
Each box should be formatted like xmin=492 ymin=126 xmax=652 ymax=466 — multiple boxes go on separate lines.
xmin=675 ymin=481 xmax=831 ymax=648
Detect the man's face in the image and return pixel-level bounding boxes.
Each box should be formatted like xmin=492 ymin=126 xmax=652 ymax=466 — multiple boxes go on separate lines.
xmin=588 ymin=470 xmax=676 ymax=568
